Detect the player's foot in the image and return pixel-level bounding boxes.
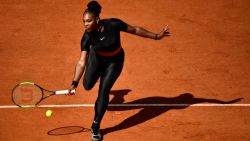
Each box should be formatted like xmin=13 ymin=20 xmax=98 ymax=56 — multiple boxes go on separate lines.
xmin=92 ymin=130 xmax=102 ymax=141
xmin=91 ymin=122 xmax=102 ymax=141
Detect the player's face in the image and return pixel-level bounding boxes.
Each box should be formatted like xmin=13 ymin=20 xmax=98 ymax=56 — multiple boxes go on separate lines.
xmin=83 ymin=13 xmax=98 ymax=32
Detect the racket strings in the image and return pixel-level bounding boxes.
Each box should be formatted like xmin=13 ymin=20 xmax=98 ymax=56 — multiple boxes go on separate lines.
xmin=12 ymin=84 xmax=43 ymax=106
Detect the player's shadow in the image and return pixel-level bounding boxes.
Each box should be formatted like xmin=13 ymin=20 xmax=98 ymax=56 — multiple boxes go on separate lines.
xmin=102 ymin=89 xmax=243 ymax=136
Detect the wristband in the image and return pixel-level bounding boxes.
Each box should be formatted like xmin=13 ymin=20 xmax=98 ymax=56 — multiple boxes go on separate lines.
xmin=72 ymin=81 xmax=79 ymax=87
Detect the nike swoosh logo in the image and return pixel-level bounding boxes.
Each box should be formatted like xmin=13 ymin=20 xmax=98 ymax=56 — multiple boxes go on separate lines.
xmin=100 ymin=37 xmax=105 ymax=40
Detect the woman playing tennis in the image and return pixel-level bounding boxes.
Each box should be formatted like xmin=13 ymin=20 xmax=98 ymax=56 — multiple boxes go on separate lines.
xmin=68 ymin=1 xmax=170 ymax=140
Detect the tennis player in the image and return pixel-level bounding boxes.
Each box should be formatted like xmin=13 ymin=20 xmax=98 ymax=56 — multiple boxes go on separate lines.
xmin=68 ymin=1 xmax=170 ymax=140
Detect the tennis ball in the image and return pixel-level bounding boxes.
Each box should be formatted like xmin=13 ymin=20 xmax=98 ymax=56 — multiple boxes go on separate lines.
xmin=45 ymin=110 xmax=53 ymax=117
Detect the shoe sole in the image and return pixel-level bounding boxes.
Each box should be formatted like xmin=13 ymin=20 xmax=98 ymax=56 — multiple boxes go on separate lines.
xmin=91 ymin=130 xmax=102 ymax=141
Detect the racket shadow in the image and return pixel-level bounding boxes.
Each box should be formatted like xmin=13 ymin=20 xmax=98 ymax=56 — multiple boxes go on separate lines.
xmin=47 ymin=126 xmax=90 ymax=136
xmin=102 ymin=90 xmax=243 ymax=136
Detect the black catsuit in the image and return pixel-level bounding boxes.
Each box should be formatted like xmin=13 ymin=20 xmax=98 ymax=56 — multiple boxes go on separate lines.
xmin=81 ymin=18 xmax=128 ymax=124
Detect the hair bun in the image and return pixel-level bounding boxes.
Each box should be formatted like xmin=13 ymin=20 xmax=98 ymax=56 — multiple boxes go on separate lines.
xmin=87 ymin=1 xmax=102 ymax=16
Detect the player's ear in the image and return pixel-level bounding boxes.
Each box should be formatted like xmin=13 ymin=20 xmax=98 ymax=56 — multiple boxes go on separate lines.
xmin=96 ymin=17 xmax=100 ymax=24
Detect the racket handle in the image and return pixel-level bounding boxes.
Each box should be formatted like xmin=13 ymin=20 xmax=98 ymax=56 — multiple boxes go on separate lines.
xmin=55 ymin=89 xmax=76 ymax=95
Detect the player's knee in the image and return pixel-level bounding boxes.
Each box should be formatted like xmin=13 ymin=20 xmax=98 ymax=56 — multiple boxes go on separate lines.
xmin=83 ymin=82 xmax=94 ymax=91
xmin=83 ymin=84 xmax=92 ymax=91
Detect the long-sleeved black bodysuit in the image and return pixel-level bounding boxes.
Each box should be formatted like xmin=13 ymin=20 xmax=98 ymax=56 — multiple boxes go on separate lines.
xmin=81 ymin=18 xmax=128 ymax=124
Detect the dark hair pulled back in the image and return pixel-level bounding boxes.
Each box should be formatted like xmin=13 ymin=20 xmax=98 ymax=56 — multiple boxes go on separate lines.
xmin=85 ymin=0 xmax=102 ymax=17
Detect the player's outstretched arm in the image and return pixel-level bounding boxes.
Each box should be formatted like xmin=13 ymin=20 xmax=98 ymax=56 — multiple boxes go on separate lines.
xmin=126 ymin=24 xmax=170 ymax=40
xmin=67 ymin=51 xmax=88 ymax=95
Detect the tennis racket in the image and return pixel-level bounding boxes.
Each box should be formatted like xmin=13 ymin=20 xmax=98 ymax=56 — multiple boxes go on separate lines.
xmin=12 ymin=82 xmax=75 ymax=108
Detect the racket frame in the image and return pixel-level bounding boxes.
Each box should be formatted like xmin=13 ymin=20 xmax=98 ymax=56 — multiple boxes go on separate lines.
xmin=12 ymin=82 xmax=74 ymax=108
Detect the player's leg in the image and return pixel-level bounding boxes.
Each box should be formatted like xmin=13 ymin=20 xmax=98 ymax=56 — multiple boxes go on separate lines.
xmin=92 ymin=51 xmax=124 ymax=140
xmin=94 ymin=62 xmax=124 ymax=122
xmin=83 ymin=48 xmax=102 ymax=90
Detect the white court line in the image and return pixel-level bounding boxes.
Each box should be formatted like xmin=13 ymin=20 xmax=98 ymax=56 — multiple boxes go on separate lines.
xmin=0 ymin=104 xmax=250 ymax=109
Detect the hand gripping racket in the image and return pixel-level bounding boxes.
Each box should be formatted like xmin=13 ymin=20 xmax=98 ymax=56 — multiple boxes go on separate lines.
xmin=12 ymin=82 xmax=75 ymax=108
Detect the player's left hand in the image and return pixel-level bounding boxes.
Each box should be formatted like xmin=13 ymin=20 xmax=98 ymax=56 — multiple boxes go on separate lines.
xmin=156 ymin=25 xmax=170 ymax=39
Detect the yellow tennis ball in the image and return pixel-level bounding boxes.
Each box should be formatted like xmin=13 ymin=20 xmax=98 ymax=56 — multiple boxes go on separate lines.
xmin=45 ymin=110 xmax=53 ymax=117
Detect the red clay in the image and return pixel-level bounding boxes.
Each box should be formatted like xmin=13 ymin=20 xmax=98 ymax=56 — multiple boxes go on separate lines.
xmin=0 ymin=0 xmax=250 ymax=141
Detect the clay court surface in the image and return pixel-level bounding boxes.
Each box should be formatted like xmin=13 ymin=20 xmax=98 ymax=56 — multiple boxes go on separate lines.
xmin=0 ymin=0 xmax=250 ymax=140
